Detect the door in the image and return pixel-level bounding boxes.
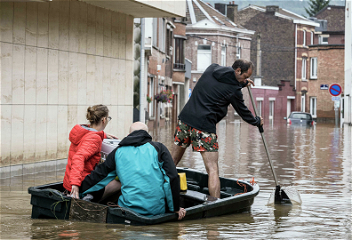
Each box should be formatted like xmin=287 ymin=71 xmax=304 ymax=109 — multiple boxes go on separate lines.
xmin=287 ymin=99 xmax=291 ymax=118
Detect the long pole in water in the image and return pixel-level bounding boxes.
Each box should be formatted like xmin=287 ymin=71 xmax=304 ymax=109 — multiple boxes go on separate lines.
xmin=247 ymin=86 xmax=279 ymax=186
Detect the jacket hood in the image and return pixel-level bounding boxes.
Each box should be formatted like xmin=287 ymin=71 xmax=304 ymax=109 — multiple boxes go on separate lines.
xmin=212 ymin=64 xmax=240 ymax=85
xmin=119 ymin=130 xmax=152 ymax=147
xmin=69 ymin=124 xmax=105 ymax=145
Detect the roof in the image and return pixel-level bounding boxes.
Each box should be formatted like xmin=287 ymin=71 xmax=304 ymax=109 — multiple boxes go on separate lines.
xmin=186 ymin=0 xmax=253 ymax=34
xmin=314 ymin=5 xmax=345 ymax=32
xmin=240 ymin=4 xmax=319 ymax=27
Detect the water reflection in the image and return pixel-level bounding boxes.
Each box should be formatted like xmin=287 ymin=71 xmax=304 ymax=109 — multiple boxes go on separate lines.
xmin=0 ymin=119 xmax=351 ymax=239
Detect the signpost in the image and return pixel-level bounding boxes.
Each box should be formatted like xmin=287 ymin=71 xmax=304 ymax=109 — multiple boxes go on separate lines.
xmin=329 ymin=84 xmax=342 ymax=127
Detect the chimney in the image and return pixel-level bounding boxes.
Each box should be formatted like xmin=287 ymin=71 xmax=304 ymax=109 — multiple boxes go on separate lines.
xmin=227 ymin=1 xmax=238 ymax=23
xmin=215 ymin=3 xmax=226 ymax=15
xmin=266 ymin=5 xmax=279 ymax=14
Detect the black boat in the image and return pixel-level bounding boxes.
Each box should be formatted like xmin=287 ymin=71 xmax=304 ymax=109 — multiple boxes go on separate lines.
xmin=28 ymin=167 xmax=259 ymax=225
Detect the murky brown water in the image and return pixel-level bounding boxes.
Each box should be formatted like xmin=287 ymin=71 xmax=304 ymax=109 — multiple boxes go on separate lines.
xmin=1 ymin=119 xmax=351 ymax=239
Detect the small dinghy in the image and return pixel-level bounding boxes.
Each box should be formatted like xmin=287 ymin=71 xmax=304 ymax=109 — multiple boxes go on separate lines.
xmin=28 ymin=167 xmax=259 ymax=225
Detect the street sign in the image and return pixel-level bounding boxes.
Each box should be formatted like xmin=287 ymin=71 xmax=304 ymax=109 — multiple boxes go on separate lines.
xmin=320 ymin=84 xmax=329 ymax=90
xmin=334 ymin=100 xmax=340 ymax=109
xmin=329 ymin=84 xmax=342 ymax=96
xmin=332 ymin=96 xmax=341 ymax=101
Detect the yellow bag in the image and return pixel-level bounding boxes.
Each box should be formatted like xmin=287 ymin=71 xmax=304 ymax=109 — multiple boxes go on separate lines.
xmin=178 ymin=172 xmax=187 ymax=192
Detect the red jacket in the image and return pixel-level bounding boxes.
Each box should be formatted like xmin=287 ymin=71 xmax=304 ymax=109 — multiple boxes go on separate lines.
xmin=63 ymin=124 xmax=106 ymax=191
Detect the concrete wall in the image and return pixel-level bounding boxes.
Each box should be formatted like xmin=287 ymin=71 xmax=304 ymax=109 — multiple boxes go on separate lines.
xmin=1 ymin=1 xmax=134 ymax=167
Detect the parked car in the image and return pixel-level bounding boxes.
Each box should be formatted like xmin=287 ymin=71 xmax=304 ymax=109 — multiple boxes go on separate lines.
xmin=284 ymin=112 xmax=315 ymax=126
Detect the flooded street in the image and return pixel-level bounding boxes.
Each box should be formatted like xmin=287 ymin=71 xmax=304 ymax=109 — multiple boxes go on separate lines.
xmin=1 ymin=119 xmax=351 ymax=239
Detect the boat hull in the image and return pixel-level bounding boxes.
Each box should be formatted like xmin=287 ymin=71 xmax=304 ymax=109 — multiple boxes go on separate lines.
xmin=28 ymin=167 xmax=259 ymax=225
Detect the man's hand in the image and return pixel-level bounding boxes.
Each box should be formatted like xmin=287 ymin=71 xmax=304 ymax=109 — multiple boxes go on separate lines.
xmin=260 ymin=116 xmax=264 ymax=126
xmin=70 ymin=185 xmax=80 ymax=199
xmin=247 ymin=79 xmax=255 ymax=87
xmin=176 ymin=207 xmax=186 ymax=220
xmin=106 ymin=133 xmax=118 ymax=139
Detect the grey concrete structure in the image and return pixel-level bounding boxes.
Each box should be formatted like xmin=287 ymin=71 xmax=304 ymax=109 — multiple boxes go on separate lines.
xmin=0 ymin=0 xmax=186 ymax=171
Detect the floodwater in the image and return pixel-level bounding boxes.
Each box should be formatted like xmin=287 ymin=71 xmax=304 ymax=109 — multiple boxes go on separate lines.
xmin=1 ymin=118 xmax=351 ymax=239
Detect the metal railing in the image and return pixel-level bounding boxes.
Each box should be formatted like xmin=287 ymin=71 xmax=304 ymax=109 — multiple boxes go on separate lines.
xmin=173 ymin=63 xmax=185 ymax=70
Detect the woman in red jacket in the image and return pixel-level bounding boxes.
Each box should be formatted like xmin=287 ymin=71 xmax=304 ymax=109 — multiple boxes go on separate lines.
xmin=63 ymin=104 xmax=120 ymax=200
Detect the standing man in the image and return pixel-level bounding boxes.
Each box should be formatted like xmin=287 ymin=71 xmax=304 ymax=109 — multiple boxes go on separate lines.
xmin=172 ymin=59 xmax=263 ymax=198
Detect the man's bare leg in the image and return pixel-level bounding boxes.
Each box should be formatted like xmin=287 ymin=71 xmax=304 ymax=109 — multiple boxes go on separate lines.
xmin=200 ymin=152 xmax=220 ymax=198
xmin=172 ymin=144 xmax=186 ymax=166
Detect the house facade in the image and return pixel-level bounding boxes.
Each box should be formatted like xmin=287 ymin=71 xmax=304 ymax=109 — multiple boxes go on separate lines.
xmin=237 ymin=5 xmax=319 ymax=119
xmin=185 ymin=1 xmax=254 ymax=91
xmin=142 ymin=16 xmax=189 ymax=130
xmin=0 ymin=1 xmax=185 ymax=171
xmin=308 ymin=5 xmax=345 ymax=122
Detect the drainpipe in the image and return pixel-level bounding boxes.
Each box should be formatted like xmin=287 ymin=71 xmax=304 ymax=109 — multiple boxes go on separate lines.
xmin=139 ymin=18 xmax=146 ymax=123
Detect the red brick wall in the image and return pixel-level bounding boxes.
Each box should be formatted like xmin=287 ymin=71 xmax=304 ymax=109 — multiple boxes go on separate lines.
xmin=308 ymin=45 xmax=344 ymax=121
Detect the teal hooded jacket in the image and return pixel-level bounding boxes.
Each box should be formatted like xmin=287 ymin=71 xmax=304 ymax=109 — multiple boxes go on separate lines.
xmin=81 ymin=130 xmax=180 ymax=216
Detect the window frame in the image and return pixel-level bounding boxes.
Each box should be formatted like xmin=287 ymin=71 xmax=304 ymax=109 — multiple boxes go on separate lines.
xmin=174 ymin=38 xmax=185 ymax=70
xmin=310 ymin=97 xmax=317 ymax=118
xmin=311 ymin=31 xmax=314 ymax=45
xmin=302 ymin=57 xmax=307 ymax=81
xmin=301 ymin=94 xmax=306 ymax=112
xmin=310 ymin=57 xmax=317 ymax=79
xmin=197 ymin=45 xmax=212 ymax=71
xmin=221 ymin=46 xmax=226 ymax=66
xmin=303 ymin=30 xmax=306 ymax=46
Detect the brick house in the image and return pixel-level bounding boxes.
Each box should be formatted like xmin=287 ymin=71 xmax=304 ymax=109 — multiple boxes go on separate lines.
xmin=184 ymin=1 xmax=254 ymax=91
xmin=307 ymin=6 xmax=345 ymax=122
xmin=143 ymin=17 xmax=189 ymax=130
xmin=237 ymin=5 xmax=319 ymax=115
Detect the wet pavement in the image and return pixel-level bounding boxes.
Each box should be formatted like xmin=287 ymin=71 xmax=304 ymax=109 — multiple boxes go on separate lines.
xmin=1 ymin=118 xmax=351 ymax=239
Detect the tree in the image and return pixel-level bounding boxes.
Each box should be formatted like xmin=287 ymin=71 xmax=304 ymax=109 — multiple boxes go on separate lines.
xmin=305 ymin=0 xmax=330 ymax=17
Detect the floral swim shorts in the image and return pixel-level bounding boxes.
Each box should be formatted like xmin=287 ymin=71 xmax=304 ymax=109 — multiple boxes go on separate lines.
xmin=174 ymin=120 xmax=218 ymax=152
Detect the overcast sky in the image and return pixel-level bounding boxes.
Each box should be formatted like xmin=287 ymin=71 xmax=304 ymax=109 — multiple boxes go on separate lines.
xmin=203 ymin=0 xmax=345 ymax=16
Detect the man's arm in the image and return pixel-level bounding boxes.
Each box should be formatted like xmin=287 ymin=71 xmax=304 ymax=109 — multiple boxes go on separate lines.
xmin=80 ymin=147 xmax=118 ymax=193
xmin=229 ymin=91 xmax=261 ymax=127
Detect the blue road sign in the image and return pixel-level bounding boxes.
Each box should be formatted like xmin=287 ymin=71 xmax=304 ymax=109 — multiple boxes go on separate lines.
xmin=329 ymin=84 xmax=342 ymax=96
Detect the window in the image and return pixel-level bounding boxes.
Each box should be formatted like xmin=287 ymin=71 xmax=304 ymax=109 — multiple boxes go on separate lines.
xmin=310 ymin=57 xmax=317 ymax=79
xmin=174 ymin=38 xmax=185 ymax=70
xmin=166 ymin=28 xmax=172 ymax=56
xmin=269 ymin=101 xmax=274 ymax=120
xmin=197 ymin=45 xmax=212 ymax=71
xmin=236 ymin=45 xmax=241 ymax=59
xmin=301 ymin=94 xmax=306 ymax=112
xmin=310 ymin=97 xmax=317 ymax=118
xmin=311 ymin=31 xmax=314 ymax=45
xmin=319 ymin=35 xmax=328 ymax=44
xmin=303 ymin=30 xmax=306 ymax=46
xmin=159 ymin=18 xmax=166 ymax=52
xmin=257 ymin=100 xmax=263 ymax=116
xmin=302 ymin=58 xmax=307 ymax=80
xmin=221 ymin=46 xmax=226 ymax=66
xmin=152 ymin=18 xmax=158 ymax=47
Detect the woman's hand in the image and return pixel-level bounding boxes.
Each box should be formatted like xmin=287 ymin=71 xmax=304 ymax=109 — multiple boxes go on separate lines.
xmin=176 ymin=207 xmax=186 ymax=220
xmin=70 ymin=185 xmax=80 ymax=199
xmin=106 ymin=133 xmax=118 ymax=139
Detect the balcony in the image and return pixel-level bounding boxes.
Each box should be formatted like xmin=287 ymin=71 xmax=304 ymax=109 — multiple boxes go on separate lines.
xmin=173 ymin=63 xmax=186 ymax=70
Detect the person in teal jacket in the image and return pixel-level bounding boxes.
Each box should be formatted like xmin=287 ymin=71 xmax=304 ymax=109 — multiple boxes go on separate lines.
xmin=80 ymin=122 xmax=186 ymax=220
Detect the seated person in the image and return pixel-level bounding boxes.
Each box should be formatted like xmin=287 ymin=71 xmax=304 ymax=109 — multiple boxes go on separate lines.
xmin=80 ymin=122 xmax=186 ymax=220
xmin=63 ymin=104 xmax=120 ymax=202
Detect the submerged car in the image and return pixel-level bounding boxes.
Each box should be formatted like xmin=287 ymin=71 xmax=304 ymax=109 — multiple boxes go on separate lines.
xmin=284 ymin=112 xmax=314 ymax=126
